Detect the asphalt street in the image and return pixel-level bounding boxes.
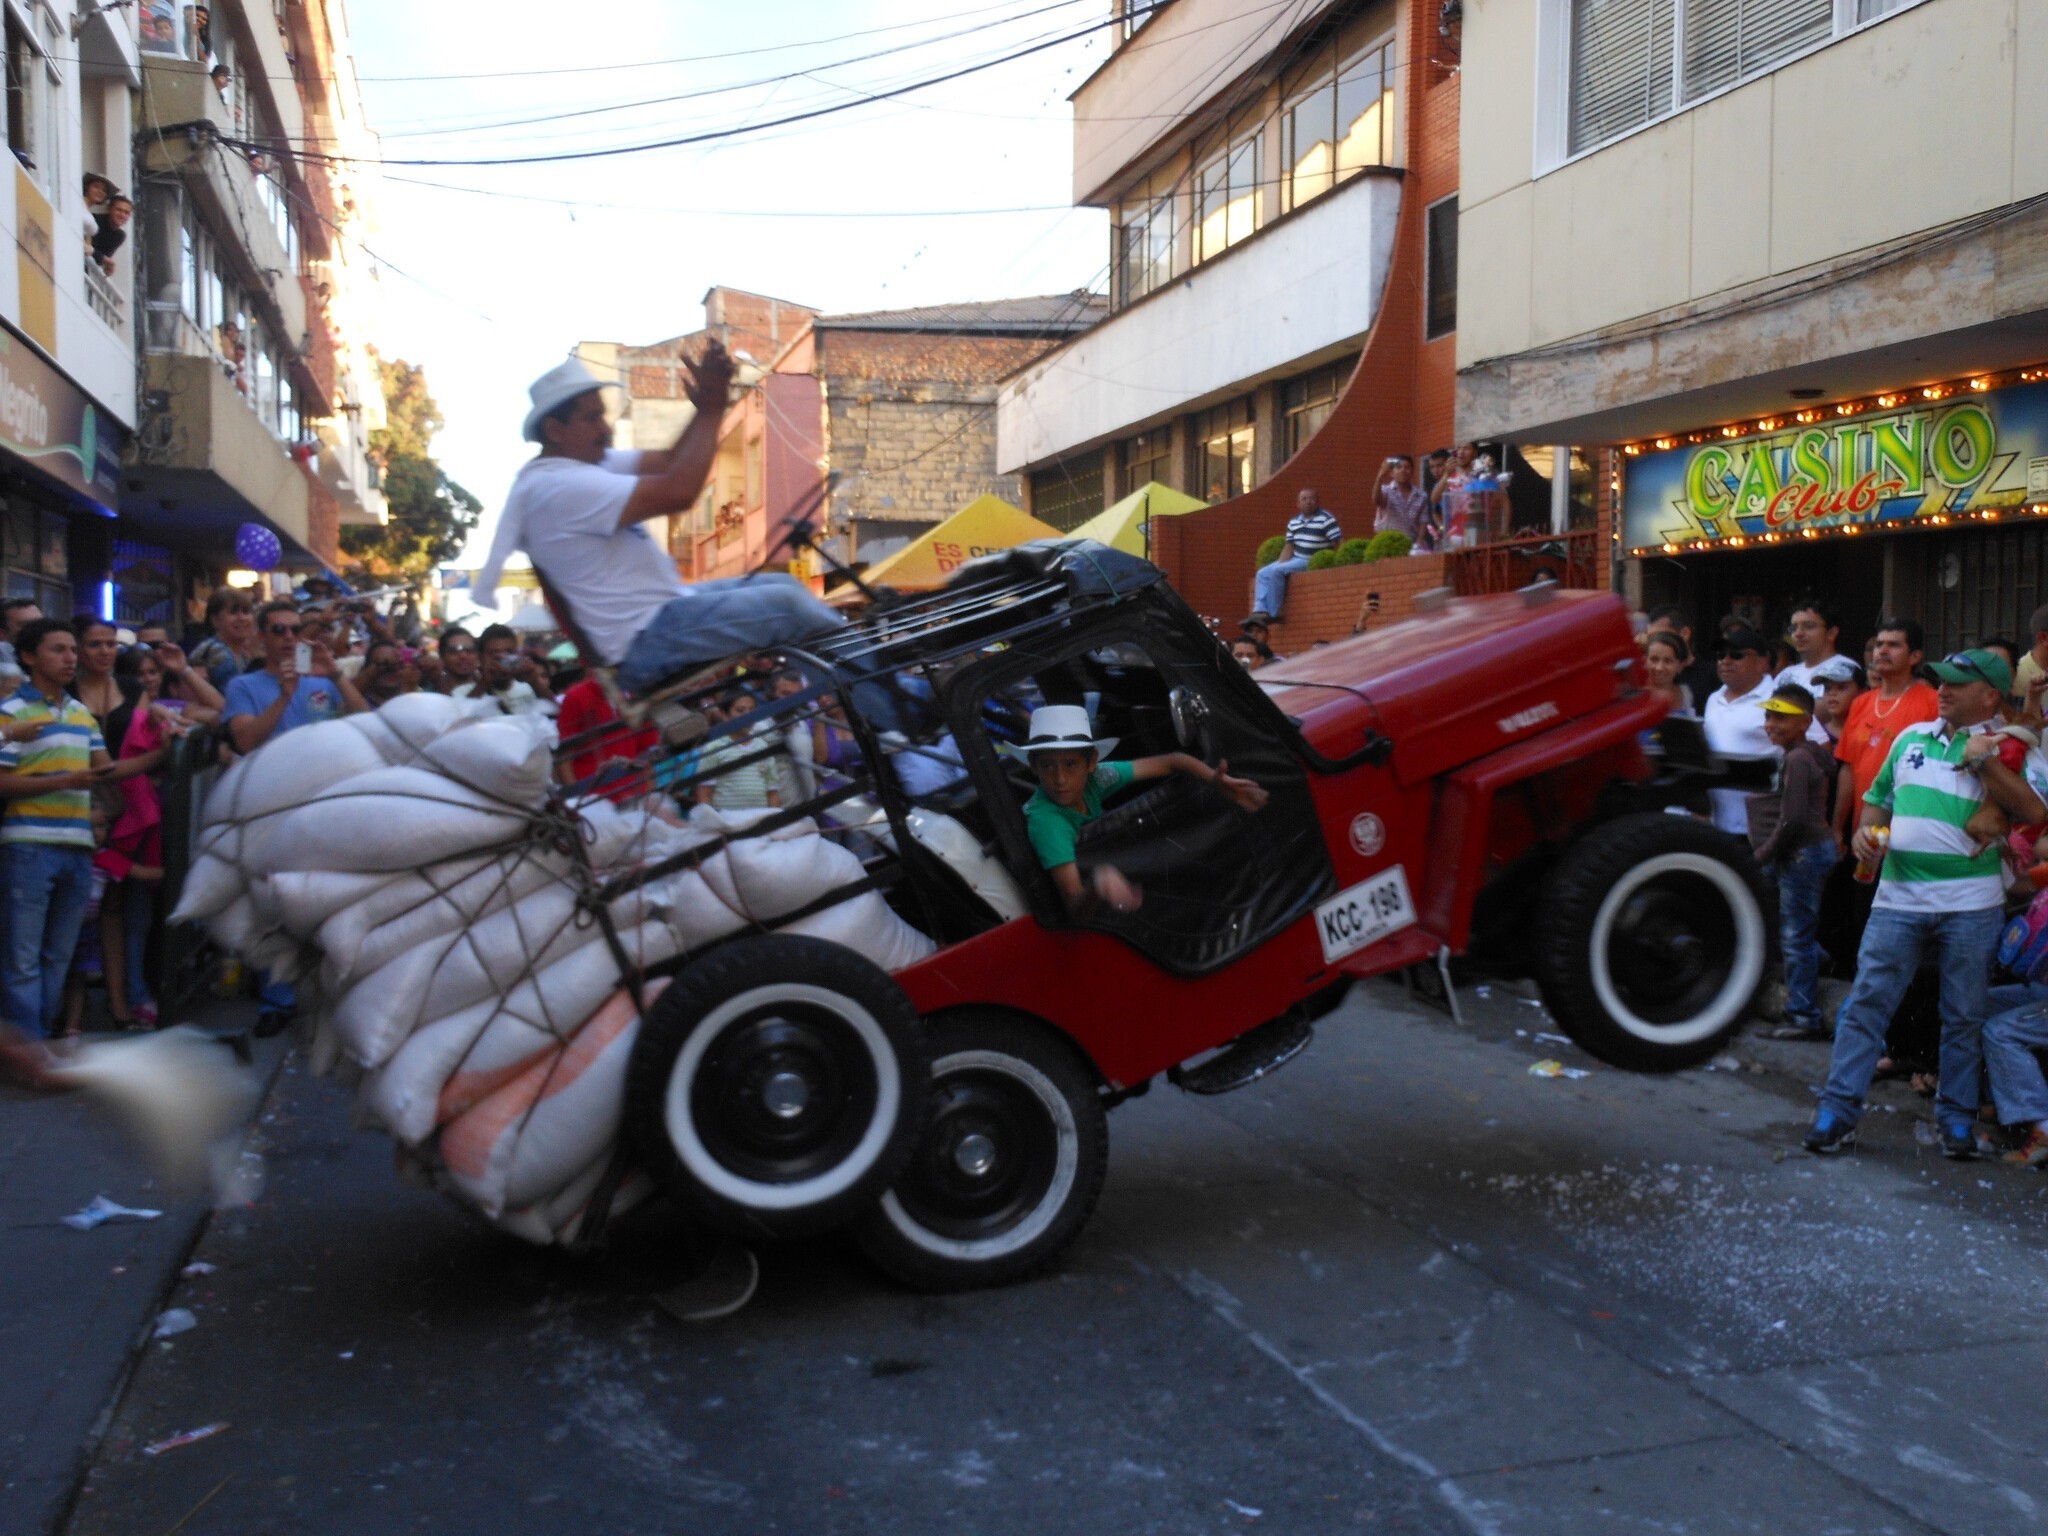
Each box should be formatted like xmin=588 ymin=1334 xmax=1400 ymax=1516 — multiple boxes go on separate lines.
xmin=56 ymin=977 xmax=2048 ymax=1536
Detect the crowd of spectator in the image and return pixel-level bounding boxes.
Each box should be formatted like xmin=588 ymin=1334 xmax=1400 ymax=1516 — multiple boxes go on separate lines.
xmin=1640 ymin=595 xmax=2048 ymax=1169
xmin=0 ymin=581 xmax=609 ymax=1062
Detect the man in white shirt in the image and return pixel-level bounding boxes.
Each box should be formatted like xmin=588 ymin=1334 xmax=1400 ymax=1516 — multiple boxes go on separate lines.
xmin=1703 ymin=625 xmax=1777 ymax=835
xmin=474 ymin=346 xmax=842 ymax=696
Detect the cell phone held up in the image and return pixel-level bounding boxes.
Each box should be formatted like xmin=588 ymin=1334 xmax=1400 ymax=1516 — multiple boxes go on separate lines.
xmin=295 ymin=641 xmax=313 ymax=674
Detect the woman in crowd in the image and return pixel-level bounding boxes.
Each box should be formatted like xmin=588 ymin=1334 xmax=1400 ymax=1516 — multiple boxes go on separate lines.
xmin=71 ymin=618 xmax=135 ymax=742
xmin=437 ymin=627 xmax=481 ymax=695
xmin=98 ymin=647 xmax=183 ymax=1027
xmin=134 ymin=630 xmax=224 ymax=724
xmin=1642 ymin=629 xmax=1695 ymax=716
xmin=188 ymin=589 xmax=259 ymax=691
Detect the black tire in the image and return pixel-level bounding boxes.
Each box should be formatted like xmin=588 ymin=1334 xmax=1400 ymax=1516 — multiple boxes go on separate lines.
xmin=623 ymin=936 xmax=928 ymax=1240
xmin=853 ymin=1012 xmax=1107 ymax=1292
xmin=1534 ymin=813 xmax=1768 ymax=1072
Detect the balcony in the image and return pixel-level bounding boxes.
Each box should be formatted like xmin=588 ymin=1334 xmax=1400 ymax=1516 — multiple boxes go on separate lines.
xmin=996 ymin=168 xmax=1399 ymax=473
xmin=130 ymin=351 xmax=310 ymax=552
xmin=83 ymin=259 xmax=127 ymax=336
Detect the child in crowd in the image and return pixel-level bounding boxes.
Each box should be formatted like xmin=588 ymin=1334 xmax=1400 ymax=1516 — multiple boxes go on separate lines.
xmin=1009 ymin=704 xmax=1267 ymax=916
xmin=1753 ymin=685 xmax=1839 ymax=1042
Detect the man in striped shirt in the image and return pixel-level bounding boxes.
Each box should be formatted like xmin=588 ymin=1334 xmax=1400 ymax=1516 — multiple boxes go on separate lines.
xmin=1805 ymin=646 xmax=2047 ymax=1157
xmin=1248 ymin=488 xmax=1343 ymax=623
xmin=0 ymin=620 xmax=146 ymax=1038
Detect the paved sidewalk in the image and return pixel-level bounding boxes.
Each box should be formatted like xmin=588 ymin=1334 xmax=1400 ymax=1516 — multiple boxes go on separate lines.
xmin=0 ymin=1004 xmax=284 ymax=1536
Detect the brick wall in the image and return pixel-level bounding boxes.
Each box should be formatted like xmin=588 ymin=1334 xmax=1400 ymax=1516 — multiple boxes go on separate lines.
xmin=820 ymin=331 xmax=1062 ymax=529
xmin=1152 ymin=0 xmax=1462 ymax=638
xmin=303 ymin=472 xmax=340 ymax=570
xmin=1263 ymin=555 xmax=1452 ymax=653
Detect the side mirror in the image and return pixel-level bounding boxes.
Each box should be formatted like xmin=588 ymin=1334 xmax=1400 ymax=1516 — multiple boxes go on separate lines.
xmin=1168 ymin=685 xmax=1211 ymax=751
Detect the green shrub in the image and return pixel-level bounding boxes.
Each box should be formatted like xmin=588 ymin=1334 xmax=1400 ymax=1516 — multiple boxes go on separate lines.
xmin=1255 ymin=533 xmax=1287 ymax=566
xmin=1362 ymin=530 xmax=1413 ymax=562
xmin=1306 ymin=549 xmax=1341 ymax=570
xmin=1332 ymin=537 xmax=1374 ymax=566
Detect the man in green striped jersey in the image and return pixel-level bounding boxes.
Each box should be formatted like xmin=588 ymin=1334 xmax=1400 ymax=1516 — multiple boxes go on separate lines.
xmin=1806 ymin=647 xmax=2047 ymax=1157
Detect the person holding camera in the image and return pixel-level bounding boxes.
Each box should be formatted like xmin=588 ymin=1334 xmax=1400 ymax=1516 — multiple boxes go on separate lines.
xmin=1373 ymin=455 xmax=1428 ymax=545
xmin=221 ymin=598 xmax=367 ymax=755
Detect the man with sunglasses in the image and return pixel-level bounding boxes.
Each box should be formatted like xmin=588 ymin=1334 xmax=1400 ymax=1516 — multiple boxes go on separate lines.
xmin=1701 ymin=624 xmax=1778 ymax=835
xmin=222 ymin=598 xmax=367 ymax=756
xmin=1805 ymin=646 xmax=2047 ymax=1157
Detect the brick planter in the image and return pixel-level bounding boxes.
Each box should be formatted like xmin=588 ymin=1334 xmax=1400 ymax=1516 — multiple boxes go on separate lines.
xmin=1261 ymin=555 xmax=1450 ymax=653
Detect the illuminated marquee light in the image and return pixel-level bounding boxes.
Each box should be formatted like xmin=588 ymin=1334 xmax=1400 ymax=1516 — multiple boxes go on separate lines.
xmin=1622 ymin=366 xmax=2048 ymax=561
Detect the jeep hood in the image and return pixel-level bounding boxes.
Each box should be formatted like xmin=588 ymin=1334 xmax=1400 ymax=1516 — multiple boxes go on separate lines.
xmin=1255 ymin=590 xmax=1639 ymax=785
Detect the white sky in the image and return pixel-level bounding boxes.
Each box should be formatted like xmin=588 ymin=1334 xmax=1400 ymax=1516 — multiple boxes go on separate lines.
xmin=341 ymin=0 xmax=1114 ymax=568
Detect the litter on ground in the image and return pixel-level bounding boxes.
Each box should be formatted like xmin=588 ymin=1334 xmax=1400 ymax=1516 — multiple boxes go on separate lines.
xmin=59 ymin=1196 xmax=163 ymax=1231
xmin=1529 ymin=1059 xmax=1591 ymax=1080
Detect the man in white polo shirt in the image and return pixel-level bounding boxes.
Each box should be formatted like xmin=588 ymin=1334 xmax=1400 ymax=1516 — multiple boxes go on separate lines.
xmin=1701 ymin=625 xmax=1777 ymax=836
xmin=1804 ymin=646 xmax=2047 ymax=1157
xmin=474 ymin=345 xmax=842 ymax=696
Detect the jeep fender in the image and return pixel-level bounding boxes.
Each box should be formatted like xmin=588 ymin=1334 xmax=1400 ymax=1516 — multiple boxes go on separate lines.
xmin=1417 ymin=691 xmax=1667 ymax=950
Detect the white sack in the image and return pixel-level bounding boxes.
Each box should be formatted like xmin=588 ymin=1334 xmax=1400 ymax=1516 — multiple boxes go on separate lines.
xmin=173 ymin=850 xmax=248 ymax=927
xmin=782 ymin=889 xmax=937 ymax=973
xmin=419 ymin=718 xmax=554 ymax=806
xmin=318 ymin=847 xmax=574 ymax=990
xmin=695 ymin=818 xmax=867 ymax=924
xmin=250 ymin=765 xmax=534 ymax=877
xmin=268 ymin=869 xmax=408 ymax=941
xmin=437 ymin=983 xmax=659 ymax=1215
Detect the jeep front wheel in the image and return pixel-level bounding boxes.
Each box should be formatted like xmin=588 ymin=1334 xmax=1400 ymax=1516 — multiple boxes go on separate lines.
xmin=1534 ymin=814 xmax=1767 ymax=1072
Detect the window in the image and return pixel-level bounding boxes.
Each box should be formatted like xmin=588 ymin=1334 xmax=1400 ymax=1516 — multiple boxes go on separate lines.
xmin=1114 ymin=193 xmax=1176 ymax=307
xmin=1195 ymin=398 xmax=1255 ymax=502
xmin=1029 ymin=454 xmax=1106 ymax=532
xmin=1282 ymin=27 xmax=1396 ymax=211
xmin=1566 ymin=0 xmax=1882 ymax=158
xmin=1193 ymin=126 xmax=1260 ymax=265
xmin=5 ymin=12 xmax=40 ymax=179
xmin=1282 ymin=356 xmax=1356 ymax=459
xmin=1119 ymin=429 xmax=1173 ymax=496
xmin=1425 ymin=195 xmax=1458 ymax=340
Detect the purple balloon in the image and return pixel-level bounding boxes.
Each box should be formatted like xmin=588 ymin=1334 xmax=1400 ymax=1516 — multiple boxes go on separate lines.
xmin=235 ymin=522 xmax=282 ymax=571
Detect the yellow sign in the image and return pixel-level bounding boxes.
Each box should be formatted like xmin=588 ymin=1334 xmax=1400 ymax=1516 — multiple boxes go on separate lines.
xmin=14 ymin=167 xmax=55 ymax=353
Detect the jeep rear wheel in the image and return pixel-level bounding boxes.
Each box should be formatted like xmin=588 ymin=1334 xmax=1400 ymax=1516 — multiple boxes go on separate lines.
xmin=1534 ymin=814 xmax=1767 ymax=1072
xmin=853 ymin=1013 xmax=1106 ymax=1292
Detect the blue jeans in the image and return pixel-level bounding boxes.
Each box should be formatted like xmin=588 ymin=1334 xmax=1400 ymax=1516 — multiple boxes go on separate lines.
xmin=1983 ymin=982 xmax=2048 ymax=1126
xmin=1773 ymin=840 xmax=1836 ymax=1030
xmin=1253 ymin=554 xmax=1311 ymax=619
xmin=617 ymin=576 xmax=846 ymax=696
xmin=1819 ymin=904 xmax=2003 ymax=1133
xmin=119 ymin=878 xmax=155 ymax=1012
xmin=2 ymin=843 xmax=95 ymax=1038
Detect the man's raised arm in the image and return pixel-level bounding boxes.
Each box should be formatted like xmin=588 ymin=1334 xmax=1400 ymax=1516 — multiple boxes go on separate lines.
xmin=620 ymin=340 xmax=736 ymax=528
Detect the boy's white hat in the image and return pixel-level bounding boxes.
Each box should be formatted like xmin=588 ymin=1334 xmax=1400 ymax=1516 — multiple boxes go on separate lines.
xmin=1001 ymin=703 xmax=1117 ymax=761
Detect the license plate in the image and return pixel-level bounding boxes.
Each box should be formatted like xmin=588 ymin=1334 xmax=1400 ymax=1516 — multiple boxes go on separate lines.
xmin=1315 ymin=867 xmax=1416 ymax=963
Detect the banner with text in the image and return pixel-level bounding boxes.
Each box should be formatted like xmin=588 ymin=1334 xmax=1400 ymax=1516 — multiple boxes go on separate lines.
xmin=1622 ymin=380 xmax=2048 ymax=551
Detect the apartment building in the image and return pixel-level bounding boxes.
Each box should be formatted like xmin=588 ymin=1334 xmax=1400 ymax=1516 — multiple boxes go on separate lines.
xmin=995 ymin=0 xmax=1483 ymax=630
xmin=119 ymin=0 xmax=386 ymax=624
xmin=0 ymin=0 xmax=140 ymax=619
xmin=1459 ymin=0 xmax=2048 ymax=654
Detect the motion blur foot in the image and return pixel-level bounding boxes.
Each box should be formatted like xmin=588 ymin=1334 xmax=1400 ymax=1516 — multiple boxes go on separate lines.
xmin=2003 ymin=1127 xmax=2048 ymax=1169
xmin=1802 ymin=1111 xmax=1857 ymax=1154
xmin=252 ymin=1008 xmax=294 ymax=1040
xmin=1937 ymin=1122 xmax=1978 ymax=1161
xmin=1765 ymin=1023 xmax=1831 ymax=1042
xmin=654 ymin=1236 xmax=758 ymax=1323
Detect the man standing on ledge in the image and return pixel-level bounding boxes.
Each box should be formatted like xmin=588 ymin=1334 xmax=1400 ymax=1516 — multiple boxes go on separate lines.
xmin=474 ymin=342 xmax=842 ymax=695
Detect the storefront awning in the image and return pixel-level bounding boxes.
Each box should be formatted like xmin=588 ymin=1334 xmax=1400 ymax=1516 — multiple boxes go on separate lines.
xmin=1064 ymin=481 xmax=1208 ymax=557
xmin=859 ymin=495 xmax=1060 ymax=591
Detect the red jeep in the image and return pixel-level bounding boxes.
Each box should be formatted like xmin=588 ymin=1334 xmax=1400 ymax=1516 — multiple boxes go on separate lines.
xmin=608 ymin=543 xmax=1766 ymax=1289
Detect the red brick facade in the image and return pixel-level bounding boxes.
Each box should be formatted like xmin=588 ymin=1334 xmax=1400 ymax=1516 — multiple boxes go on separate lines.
xmin=1260 ymin=554 xmax=1453 ymax=653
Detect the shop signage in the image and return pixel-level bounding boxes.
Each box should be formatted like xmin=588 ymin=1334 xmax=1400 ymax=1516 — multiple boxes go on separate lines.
xmin=1621 ymin=379 xmax=2048 ymax=551
xmin=0 ymin=323 xmax=127 ymax=513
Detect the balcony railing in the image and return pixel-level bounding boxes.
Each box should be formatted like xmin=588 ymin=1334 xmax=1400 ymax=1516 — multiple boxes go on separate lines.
xmin=1446 ymin=529 xmax=1602 ymax=596
xmin=84 ymin=260 xmax=127 ymax=332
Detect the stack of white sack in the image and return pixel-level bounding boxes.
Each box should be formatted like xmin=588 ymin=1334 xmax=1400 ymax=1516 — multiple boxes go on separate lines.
xmin=170 ymin=698 xmax=935 ymax=1242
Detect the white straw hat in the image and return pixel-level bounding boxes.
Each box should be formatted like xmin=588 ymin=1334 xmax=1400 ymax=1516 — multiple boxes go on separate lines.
xmin=522 ymin=357 xmax=619 ymax=443
xmin=1000 ymin=703 xmax=1118 ymax=761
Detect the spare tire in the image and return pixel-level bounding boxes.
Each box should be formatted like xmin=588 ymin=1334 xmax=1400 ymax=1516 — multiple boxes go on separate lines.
xmin=1534 ymin=813 xmax=1768 ymax=1072
xmin=624 ymin=935 xmax=928 ymax=1238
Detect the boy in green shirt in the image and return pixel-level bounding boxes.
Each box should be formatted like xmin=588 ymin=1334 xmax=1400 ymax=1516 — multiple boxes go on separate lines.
xmin=1008 ymin=704 xmax=1267 ymax=916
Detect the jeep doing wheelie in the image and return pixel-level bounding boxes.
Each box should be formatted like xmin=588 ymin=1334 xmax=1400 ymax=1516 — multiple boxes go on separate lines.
xmin=588 ymin=542 xmax=1765 ymax=1291
xmin=180 ymin=540 xmax=1760 ymax=1295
